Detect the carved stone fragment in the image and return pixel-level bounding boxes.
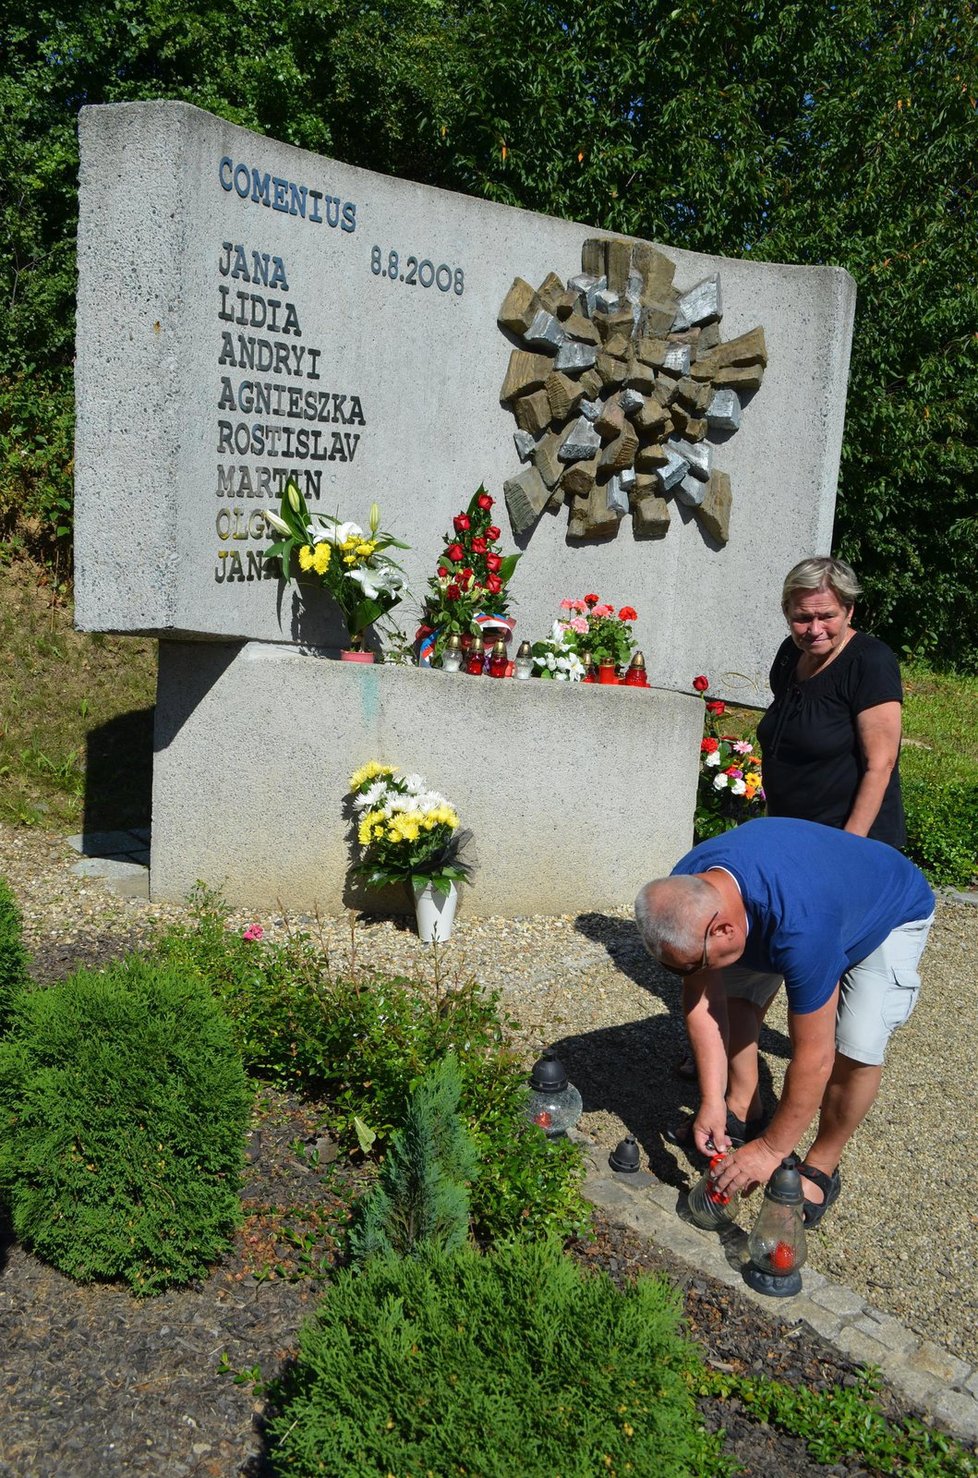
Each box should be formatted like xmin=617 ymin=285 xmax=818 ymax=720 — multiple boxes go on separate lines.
xmin=667 ymin=437 xmax=712 ymax=480
xmin=554 ymin=341 xmax=598 ymax=374
xmin=635 ymin=441 xmax=669 ymax=471
xmin=596 ymin=353 xmax=629 ymax=387
xmin=606 ymin=474 xmax=629 ymax=515
xmin=599 ymin=423 xmax=639 ymax=472
xmin=500 ymin=351 xmax=553 ymax=403
xmin=707 ymin=388 xmax=742 ymax=431
xmin=675 ymin=377 xmax=713 ymax=413
xmin=655 ymin=445 xmax=689 ymax=491
xmin=583 ymin=483 xmax=620 ymax=536
xmin=675 ymin=474 xmax=708 ymax=508
xmin=498 ymin=277 xmax=540 ymax=335
xmin=581 ymin=240 xmax=607 ymax=277
xmin=533 ymin=431 xmax=564 ymax=489
xmin=619 ymin=387 xmax=645 ymax=416
xmin=633 ymin=400 xmax=671 ymax=436
xmin=504 ymin=466 xmax=550 ymax=536
xmin=631 ymin=243 xmax=677 ymax=302
xmin=606 ymin=238 xmax=633 ymax=295
xmin=636 ymin=337 xmax=669 ymax=368
xmin=562 ymin=312 xmax=601 ymax=344
xmin=594 ymin=287 xmax=620 ymax=315
xmin=513 ymin=389 xmax=552 ymax=435
xmin=661 ymin=344 xmax=691 ymax=377
xmin=553 ymin=289 xmax=581 ymax=320
xmin=642 ymin=302 xmax=678 ymax=336
xmin=670 ymin=408 xmax=707 ymax=441
xmin=558 ymin=416 xmax=602 ymax=462
xmin=514 ymin=429 xmax=536 ymax=463
xmin=695 ymin=470 xmax=732 ymax=543
xmin=579 ymin=368 xmax=603 ymax=400
xmin=597 ymin=311 xmax=635 ymax=342
xmin=603 ymin=331 xmax=631 ymax=360
xmin=562 ymin=455 xmax=599 ymax=497
xmin=626 ymin=365 xmax=656 ymax=396
xmin=579 ymin=398 xmax=602 ymax=421
xmin=535 ymin=272 xmax=566 ymax=313
xmin=671 ymin=274 xmax=722 ymax=331
xmin=545 ymin=370 xmax=584 ymax=422
xmin=595 ymin=400 xmax=626 ymax=440
xmin=631 ymin=489 xmax=671 ymax=537
xmin=525 ymin=310 xmax=565 ymax=352
xmin=713 ymin=363 xmax=765 ymax=392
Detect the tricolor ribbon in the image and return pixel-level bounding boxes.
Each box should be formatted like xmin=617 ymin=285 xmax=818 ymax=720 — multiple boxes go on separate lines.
xmin=419 ymin=613 xmax=516 ymax=667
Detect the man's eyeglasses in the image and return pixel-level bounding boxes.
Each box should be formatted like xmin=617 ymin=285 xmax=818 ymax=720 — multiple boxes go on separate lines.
xmin=671 ymin=910 xmax=718 ymax=976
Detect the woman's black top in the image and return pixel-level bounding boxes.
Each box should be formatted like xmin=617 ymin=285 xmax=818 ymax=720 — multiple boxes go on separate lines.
xmin=756 ymin=631 xmax=906 ymax=847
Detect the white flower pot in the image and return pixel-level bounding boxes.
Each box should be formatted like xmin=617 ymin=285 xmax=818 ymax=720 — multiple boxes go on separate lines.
xmin=411 ymin=879 xmax=458 ymax=943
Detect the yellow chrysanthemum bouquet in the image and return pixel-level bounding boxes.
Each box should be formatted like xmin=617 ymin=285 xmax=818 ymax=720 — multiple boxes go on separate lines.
xmin=264 ymin=478 xmax=409 ymax=650
xmin=349 ymin=761 xmax=475 ymax=894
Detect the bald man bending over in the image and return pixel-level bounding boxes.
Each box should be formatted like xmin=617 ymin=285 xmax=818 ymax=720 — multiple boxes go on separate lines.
xmin=635 ymin=817 xmax=934 ymax=1224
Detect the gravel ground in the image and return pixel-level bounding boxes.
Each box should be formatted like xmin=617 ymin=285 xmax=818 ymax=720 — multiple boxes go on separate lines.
xmin=1 ymin=820 xmax=977 ymax=1473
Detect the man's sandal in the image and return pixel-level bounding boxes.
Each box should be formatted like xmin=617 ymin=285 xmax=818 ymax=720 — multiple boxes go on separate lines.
xmin=798 ymin=1163 xmax=842 ymax=1227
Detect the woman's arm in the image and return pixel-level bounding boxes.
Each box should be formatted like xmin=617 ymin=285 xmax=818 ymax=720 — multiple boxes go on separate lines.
xmin=844 ymin=699 xmax=902 ymax=836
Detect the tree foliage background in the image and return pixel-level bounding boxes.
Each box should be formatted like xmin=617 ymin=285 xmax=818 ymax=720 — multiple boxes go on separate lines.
xmin=2 ymin=0 xmax=976 ymax=665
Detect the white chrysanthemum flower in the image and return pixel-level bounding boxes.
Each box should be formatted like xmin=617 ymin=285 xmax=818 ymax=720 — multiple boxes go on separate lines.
xmin=730 ymin=778 xmax=747 ymax=796
xmin=713 ymin=773 xmax=729 ymax=790
xmin=705 ymin=751 xmax=721 ymax=768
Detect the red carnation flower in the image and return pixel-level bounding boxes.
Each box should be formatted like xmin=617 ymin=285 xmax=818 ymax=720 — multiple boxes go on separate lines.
xmin=446 ymin=583 xmax=461 ymax=600
xmin=470 ymin=536 xmax=487 ymax=554
xmin=476 ymin=492 xmax=493 ymax=510
xmin=453 ymin=513 xmax=471 ymax=533
xmin=706 ymin=700 xmax=726 ymax=716
xmin=692 ymin=675 xmax=710 ymax=692
xmin=584 ymin=593 xmax=600 ymax=607
xmin=486 ymin=573 xmax=503 ymax=594
xmin=485 ymin=552 xmax=502 ymax=573
xmin=445 ymin=542 xmax=465 ymax=563
xmin=701 ymin=737 xmax=719 ymax=754
xmin=618 ymin=606 xmax=638 ymax=621
xmin=486 ymin=524 xmax=501 ymax=541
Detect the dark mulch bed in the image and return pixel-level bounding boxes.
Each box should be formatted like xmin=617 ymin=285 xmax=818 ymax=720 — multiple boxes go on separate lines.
xmin=0 ymin=931 xmax=944 ymax=1475
xmin=0 ymin=1084 xmax=931 ymax=1478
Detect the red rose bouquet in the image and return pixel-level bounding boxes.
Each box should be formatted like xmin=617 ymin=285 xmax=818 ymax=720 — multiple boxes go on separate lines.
xmin=418 ymin=486 xmax=521 ymax=663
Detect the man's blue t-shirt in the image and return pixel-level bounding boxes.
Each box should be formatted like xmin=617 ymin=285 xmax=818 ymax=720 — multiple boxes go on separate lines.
xmin=671 ymin=818 xmax=934 ymax=1013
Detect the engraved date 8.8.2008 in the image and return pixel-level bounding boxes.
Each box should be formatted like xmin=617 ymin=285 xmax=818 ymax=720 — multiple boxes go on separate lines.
xmin=370 ymin=246 xmax=464 ymax=295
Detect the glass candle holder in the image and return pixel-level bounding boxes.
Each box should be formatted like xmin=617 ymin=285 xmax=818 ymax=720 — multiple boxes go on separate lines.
xmin=489 ymin=639 xmax=509 ymax=677
xmin=624 ymin=652 xmax=650 ymax=687
xmin=514 ymin=641 xmax=534 ymax=679
xmin=440 ymin=635 xmax=463 ymax=672
xmin=687 ymin=1151 xmax=741 ymax=1230
xmin=598 ymin=661 xmax=619 ymax=685
xmin=465 ymin=638 xmax=485 ymax=675
xmin=525 ymin=1051 xmax=583 ymax=1138
xmin=744 ymin=1158 xmax=808 ymax=1297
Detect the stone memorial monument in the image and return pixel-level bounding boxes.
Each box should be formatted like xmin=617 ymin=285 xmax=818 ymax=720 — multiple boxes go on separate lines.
xmin=74 ymin=101 xmax=856 ymax=914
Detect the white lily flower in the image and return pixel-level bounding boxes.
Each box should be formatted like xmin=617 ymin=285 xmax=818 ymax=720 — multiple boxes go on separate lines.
xmin=312 ymin=517 xmax=364 ymax=546
xmin=345 ymin=564 xmax=405 ymax=601
xmin=263 ymin=509 xmax=292 ymax=537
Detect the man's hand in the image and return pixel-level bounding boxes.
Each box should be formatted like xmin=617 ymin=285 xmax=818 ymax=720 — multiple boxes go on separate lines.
xmin=691 ymin=1098 xmax=731 ymax=1157
xmin=711 ymin=1135 xmax=784 ymax=1197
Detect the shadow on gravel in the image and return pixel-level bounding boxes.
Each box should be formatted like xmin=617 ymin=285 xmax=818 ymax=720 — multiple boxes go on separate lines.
xmin=562 ymin=913 xmax=790 ymax=1186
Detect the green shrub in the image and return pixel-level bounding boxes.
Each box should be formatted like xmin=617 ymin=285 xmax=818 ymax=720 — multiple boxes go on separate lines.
xmin=267 ymin=1238 xmax=728 ymax=1478
xmin=153 ymin=892 xmax=590 ymax=1245
xmin=903 ymin=777 xmax=978 ymax=888
xmin=0 ymin=875 xmax=30 ymax=1035
xmin=0 ymin=956 xmax=252 ymax=1294
xmin=348 ymin=1053 xmax=479 ymax=1263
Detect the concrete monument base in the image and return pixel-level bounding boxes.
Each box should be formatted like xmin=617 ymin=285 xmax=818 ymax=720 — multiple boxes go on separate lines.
xmin=151 ymin=642 xmax=702 ymax=916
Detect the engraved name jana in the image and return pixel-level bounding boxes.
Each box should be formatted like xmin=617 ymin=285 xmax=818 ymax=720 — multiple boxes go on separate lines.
xmin=215 ymin=242 xmax=366 ymax=585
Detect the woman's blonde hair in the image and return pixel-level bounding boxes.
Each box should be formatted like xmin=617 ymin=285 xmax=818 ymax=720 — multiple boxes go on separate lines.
xmin=781 ymin=557 xmax=862 ymax=614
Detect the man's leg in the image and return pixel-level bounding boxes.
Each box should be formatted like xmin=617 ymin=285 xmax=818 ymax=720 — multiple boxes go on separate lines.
xmin=801 ymin=911 xmax=934 ymax=1206
xmin=800 ymin=1055 xmax=882 ymax=1204
xmin=723 ymin=969 xmax=782 ymax=1128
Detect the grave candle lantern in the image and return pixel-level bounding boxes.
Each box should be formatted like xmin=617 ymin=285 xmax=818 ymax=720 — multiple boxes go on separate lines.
xmin=489 ymin=639 xmax=509 ymax=677
xmin=464 ymin=636 xmax=485 ymax=675
xmin=687 ymin=1150 xmax=741 ymax=1230
xmin=514 ymin=641 xmax=534 ymax=679
xmin=580 ymin=651 xmax=597 ymax=684
xmin=525 ymin=1051 xmax=583 ymax=1138
xmin=440 ymin=634 xmax=463 ymax=672
xmin=744 ymin=1157 xmax=808 ymax=1297
xmin=598 ymin=661 xmax=619 ymax=685
xmin=624 ymin=652 xmax=650 ymax=687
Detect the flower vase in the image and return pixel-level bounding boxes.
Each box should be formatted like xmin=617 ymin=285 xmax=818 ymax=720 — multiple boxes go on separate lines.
xmin=411 ymin=879 xmax=458 ymax=943
xmin=341 ymin=648 xmax=374 ymax=663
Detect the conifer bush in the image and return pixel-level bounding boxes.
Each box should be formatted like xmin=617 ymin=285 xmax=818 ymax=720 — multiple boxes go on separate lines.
xmin=267 ymin=1238 xmax=727 ymax=1477
xmin=0 ymin=875 xmax=30 ymax=1035
xmin=0 ymin=956 xmax=252 ymax=1294
xmin=348 ymin=1053 xmax=479 ymax=1263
